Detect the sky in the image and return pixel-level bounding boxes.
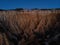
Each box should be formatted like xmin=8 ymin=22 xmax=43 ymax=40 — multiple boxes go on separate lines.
xmin=0 ymin=0 xmax=60 ymax=9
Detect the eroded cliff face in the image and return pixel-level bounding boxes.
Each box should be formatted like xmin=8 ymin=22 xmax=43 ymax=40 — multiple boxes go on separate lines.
xmin=0 ymin=9 xmax=60 ymax=45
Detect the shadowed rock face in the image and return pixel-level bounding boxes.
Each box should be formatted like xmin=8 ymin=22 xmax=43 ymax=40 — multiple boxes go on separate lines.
xmin=0 ymin=10 xmax=60 ymax=45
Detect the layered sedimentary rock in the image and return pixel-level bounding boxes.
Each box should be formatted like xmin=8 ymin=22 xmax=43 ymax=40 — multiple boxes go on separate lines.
xmin=0 ymin=9 xmax=60 ymax=45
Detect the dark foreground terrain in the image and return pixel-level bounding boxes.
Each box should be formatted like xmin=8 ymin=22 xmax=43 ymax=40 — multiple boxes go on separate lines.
xmin=0 ymin=9 xmax=60 ymax=45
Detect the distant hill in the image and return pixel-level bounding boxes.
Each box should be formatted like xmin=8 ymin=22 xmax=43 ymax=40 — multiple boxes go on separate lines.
xmin=0 ymin=8 xmax=60 ymax=11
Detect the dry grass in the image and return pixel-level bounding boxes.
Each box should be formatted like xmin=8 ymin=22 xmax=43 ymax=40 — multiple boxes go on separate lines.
xmin=0 ymin=10 xmax=60 ymax=45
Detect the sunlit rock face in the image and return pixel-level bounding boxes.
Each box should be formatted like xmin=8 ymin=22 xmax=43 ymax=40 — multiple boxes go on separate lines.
xmin=0 ymin=9 xmax=60 ymax=45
